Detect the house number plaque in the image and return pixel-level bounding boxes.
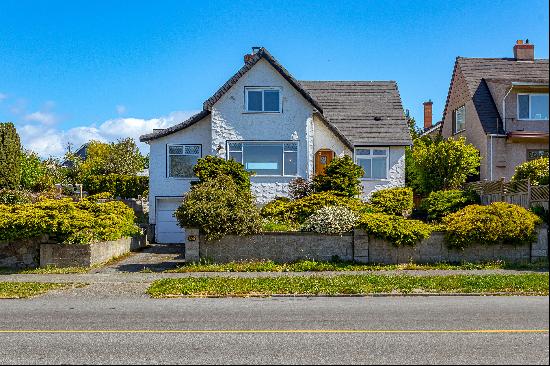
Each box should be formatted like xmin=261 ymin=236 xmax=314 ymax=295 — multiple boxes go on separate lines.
xmin=187 ymin=235 xmax=197 ymax=241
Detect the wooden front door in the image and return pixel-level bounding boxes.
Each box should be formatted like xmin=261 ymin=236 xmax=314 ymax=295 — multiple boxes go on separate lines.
xmin=315 ymin=150 xmax=334 ymax=175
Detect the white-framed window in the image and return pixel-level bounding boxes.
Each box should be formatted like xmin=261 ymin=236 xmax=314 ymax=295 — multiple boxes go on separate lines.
xmin=167 ymin=144 xmax=201 ymax=178
xmin=517 ymin=93 xmax=549 ymax=120
xmin=227 ymin=141 xmax=298 ymax=176
xmin=355 ymin=147 xmax=389 ymax=180
xmin=245 ymin=87 xmax=281 ymax=112
xmin=453 ymin=105 xmax=466 ymax=134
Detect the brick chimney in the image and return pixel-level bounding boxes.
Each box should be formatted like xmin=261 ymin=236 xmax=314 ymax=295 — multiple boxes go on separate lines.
xmin=513 ymin=39 xmax=534 ymax=61
xmin=423 ymin=100 xmax=433 ymax=130
xmin=244 ymin=47 xmax=262 ymax=63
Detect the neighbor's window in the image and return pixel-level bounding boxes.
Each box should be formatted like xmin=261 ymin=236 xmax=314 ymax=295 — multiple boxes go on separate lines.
xmin=454 ymin=105 xmax=466 ymax=133
xmin=245 ymin=87 xmax=281 ymax=112
xmin=355 ymin=148 xmax=388 ymax=179
xmin=518 ymin=94 xmax=549 ymax=120
xmin=228 ymin=141 xmax=297 ymax=176
xmin=168 ymin=144 xmax=201 ymax=178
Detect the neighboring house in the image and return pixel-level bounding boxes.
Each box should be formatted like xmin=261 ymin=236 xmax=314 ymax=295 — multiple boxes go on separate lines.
xmin=140 ymin=47 xmax=411 ymax=243
xmin=419 ymin=100 xmax=442 ymax=138
xmin=61 ymin=143 xmax=89 ymax=168
xmin=440 ymin=40 xmax=549 ymax=181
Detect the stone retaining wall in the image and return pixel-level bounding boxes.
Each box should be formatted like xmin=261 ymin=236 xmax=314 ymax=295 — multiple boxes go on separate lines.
xmin=185 ymin=226 xmax=548 ymax=264
xmin=0 ymin=236 xmax=47 ymax=269
xmin=40 ymin=235 xmax=147 ymax=267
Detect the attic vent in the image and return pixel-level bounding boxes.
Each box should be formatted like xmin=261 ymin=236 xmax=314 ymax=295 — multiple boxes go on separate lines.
xmin=374 ymin=116 xmax=382 ymax=121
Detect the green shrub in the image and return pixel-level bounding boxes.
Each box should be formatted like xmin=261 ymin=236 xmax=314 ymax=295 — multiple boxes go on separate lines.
xmin=82 ymin=174 xmax=148 ymax=198
xmin=511 ymin=157 xmax=549 ymax=186
xmin=442 ymin=202 xmax=542 ymax=248
xmin=369 ymin=187 xmax=413 ymax=216
xmin=419 ymin=189 xmax=480 ymax=222
xmin=261 ymin=191 xmax=369 ymax=224
xmin=175 ymin=175 xmax=262 ymax=241
xmin=0 ymin=198 xmax=139 ymax=243
xmin=408 ymin=136 xmax=480 ymax=194
xmin=313 ymin=155 xmax=364 ymax=197
xmin=193 ymin=155 xmax=252 ymax=192
xmin=301 ymin=206 xmax=359 ymax=234
xmin=20 ymin=150 xmax=54 ymax=192
xmin=0 ymin=188 xmax=33 ymax=205
xmin=0 ymin=122 xmax=22 ymax=190
xmin=358 ymin=212 xmax=433 ymax=246
xmin=530 ymin=205 xmax=549 ymax=225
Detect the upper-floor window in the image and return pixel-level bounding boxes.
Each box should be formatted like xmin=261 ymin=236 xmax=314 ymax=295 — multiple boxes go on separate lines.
xmin=227 ymin=141 xmax=297 ymax=176
xmin=245 ymin=87 xmax=281 ymax=112
xmin=167 ymin=144 xmax=201 ymax=178
xmin=355 ymin=147 xmax=388 ymax=180
xmin=453 ymin=105 xmax=466 ymax=134
xmin=518 ymin=94 xmax=549 ymax=120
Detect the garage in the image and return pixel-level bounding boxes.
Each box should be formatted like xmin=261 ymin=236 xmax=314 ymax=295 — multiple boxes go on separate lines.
xmin=155 ymin=197 xmax=185 ymax=243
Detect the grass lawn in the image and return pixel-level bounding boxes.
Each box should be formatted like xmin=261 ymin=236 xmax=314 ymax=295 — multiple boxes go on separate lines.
xmin=166 ymin=259 xmax=549 ymax=273
xmin=147 ymin=273 xmax=549 ymax=298
xmin=0 ymin=282 xmax=75 ymax=299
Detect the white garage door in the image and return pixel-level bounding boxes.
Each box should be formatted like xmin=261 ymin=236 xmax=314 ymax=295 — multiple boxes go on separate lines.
xmin=156 ymin=198 xmax=185 ymax=243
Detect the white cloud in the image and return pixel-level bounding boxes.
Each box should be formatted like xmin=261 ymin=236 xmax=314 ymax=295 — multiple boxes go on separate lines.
xmin=24 ymin=111 xmax=58 ymax=125
xmin=116 ymin=105 xmax=126 ymax=115
xmin=0 ymin=93 xmax=7 ymax=102
xmin=17 ymin=110 xmax=198 ymax=158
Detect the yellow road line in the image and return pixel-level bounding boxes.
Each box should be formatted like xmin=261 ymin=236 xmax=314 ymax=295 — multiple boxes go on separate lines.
xmin=0 ymin=329 xmax=547 ymax=334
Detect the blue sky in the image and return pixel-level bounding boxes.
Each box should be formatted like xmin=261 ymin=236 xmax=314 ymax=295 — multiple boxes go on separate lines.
xmin=1 ymin=0 xmax=548 ymax=157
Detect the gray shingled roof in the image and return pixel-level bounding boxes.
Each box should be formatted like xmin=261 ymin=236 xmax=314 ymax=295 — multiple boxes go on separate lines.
xmin=443 ymin=57 xmax=549 ymax=134
xmin=140 ymin=48 xmax=411 ymax=146
xmin=299 ymin=81 xmax=411 ymax=146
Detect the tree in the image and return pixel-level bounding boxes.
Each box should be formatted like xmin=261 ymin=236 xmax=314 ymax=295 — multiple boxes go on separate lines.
xmin=20 ymin=149 xmax=54 ymax=192
xmin=0 ymin=122 xmax=22 ymax=189
xmin=511 ymin=157 xmax=549 ymax=186
xmin=407 ymin=117 xmax=422 ymax=141
xmin=78 ymin=138 xmax=146 ymax=179
xmin=313 ymin=155 xmax=364 ymax=197
xmin=408 ymin=136 xmax=480 ymax=195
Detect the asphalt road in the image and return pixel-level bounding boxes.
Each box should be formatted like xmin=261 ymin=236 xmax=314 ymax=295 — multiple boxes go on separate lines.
xmin=0 ymin=295 xmax=548 ymax=365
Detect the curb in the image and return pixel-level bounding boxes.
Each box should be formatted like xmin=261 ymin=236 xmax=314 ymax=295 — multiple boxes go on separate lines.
xmin=149 ymin=292 xmax=547 ymax=299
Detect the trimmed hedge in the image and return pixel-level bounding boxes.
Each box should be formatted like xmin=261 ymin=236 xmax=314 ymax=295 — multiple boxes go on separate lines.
xmin=175 ymin=175 xmax=262 ymax=241
xmin=260 ymin=191 xmax=374 ymax=224
xmin=0 ymin=198 xmax=140 ymax=244
xmin=419 ymin=189 xmax=480 ymax=222
xmin=358 ymin=212 xmax=433 ymax=246
xmin=442 ymin=202 xmax=541 ymax=248
xmin=82 ymin=174 xmax=148 ymax=199
xmin=369 ymin=187 xmax=413 ymax=216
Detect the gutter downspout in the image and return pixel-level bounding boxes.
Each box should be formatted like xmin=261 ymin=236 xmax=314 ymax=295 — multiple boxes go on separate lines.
xmin=502 ymin=85 xmax=513 ymax=133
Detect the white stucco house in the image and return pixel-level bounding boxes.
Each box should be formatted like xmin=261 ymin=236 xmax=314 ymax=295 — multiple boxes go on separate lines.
xmin=140 ymin=47 xmax=411 ymax=243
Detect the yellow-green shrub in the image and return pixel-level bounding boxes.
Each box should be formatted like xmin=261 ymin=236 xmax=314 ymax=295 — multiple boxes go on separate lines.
xmin=260 ymin=191 xmax=374 ymax=224
xmin=358 ymin=212 xmax=433 ymax=246
xmin=442 ymin=202 xmax=541 ymax=248
xmin=369 ymin=187 xmax=413 ymax=216
xmin=511 ymin=157 xmax=549 ymax=186
xmin=0 ymin=198 xmax=139 ymax=244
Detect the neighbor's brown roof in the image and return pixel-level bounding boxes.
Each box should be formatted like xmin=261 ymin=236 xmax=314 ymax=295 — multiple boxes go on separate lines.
xmin=442 ymin=57 xmax=549 ymax=135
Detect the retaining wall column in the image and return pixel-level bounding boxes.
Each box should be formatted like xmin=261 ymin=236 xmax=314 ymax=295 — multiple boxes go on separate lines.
xmin=353 ymin=229 xmax=369 ymax=263
xmin=185 ymin=228 xmax=200 ymax=262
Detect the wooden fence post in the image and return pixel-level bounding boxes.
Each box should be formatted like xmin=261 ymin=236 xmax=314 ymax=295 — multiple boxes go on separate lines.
xmin=527 ymin=178 xmax=532 ymax=209
xmin=500 ymin=177 xmax=505 ymax=202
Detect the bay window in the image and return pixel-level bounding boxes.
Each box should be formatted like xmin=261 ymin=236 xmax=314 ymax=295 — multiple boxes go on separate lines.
xmin=518 ymin=94 xmax=549 ymax=120
xmin=355 ymin=148 xmax=388 ymax=179
xmin=228 ymin=141 xmax=298 ymax=176
xmin=167 ymin=144 xmax=201 ymax=178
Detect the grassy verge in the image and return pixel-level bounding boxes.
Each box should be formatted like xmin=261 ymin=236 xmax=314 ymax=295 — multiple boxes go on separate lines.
xmin=0 ymin=282 xmax=75 ymax=299
xmin=166 ymin=259 xmax=549 ymax=273
xmin=147 ymin=273 xmax=549 ymax=298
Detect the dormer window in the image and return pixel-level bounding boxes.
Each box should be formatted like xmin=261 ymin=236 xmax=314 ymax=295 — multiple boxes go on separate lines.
xmin=518 ymin=94 xmax=549 ymax=120
xmin=245 ymin=87 xmax=281 ymax=112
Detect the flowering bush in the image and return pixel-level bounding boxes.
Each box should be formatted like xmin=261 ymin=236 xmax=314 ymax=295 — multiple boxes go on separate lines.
xmin=301 ymin=206 xmax=359 ymax=234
